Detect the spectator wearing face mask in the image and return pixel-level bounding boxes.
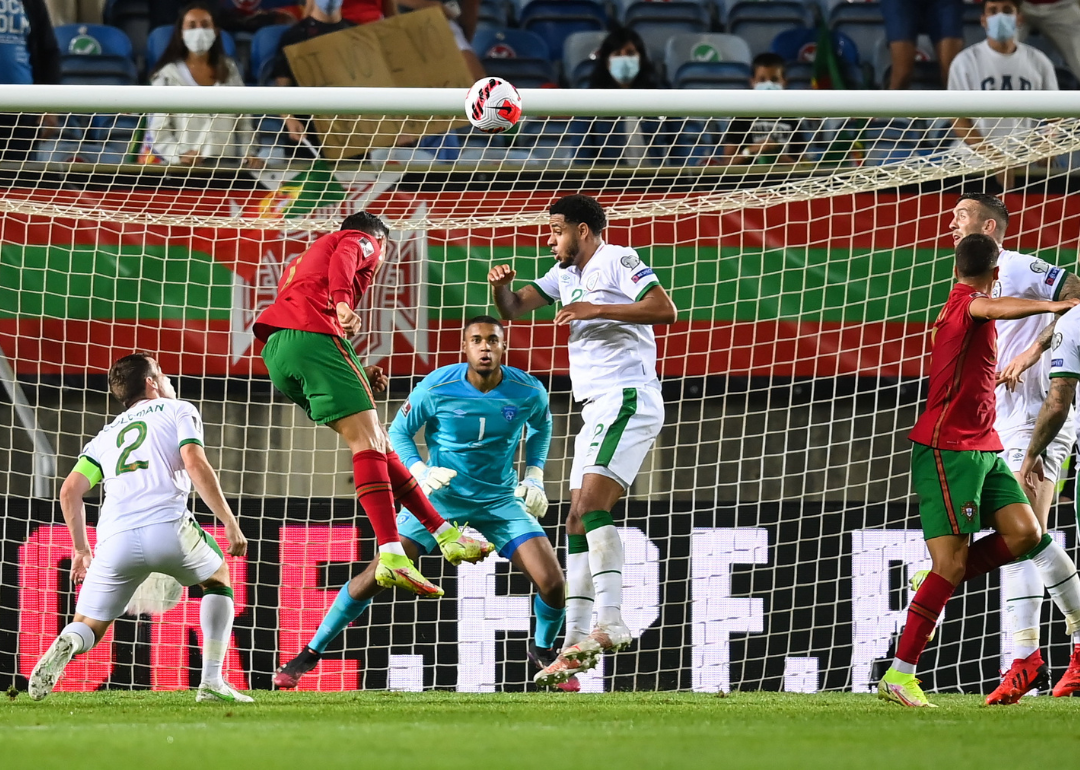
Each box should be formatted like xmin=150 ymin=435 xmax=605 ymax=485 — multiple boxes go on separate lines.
xmin=717 ymin=54 xmax=808 ymax=166
xmin=576 ymin=27 xmax=674 ymax=165
xmin=146 ymin=1 xmax=262 ymax=168
xmin=949 ymin=0 xmax=1057 ymax=149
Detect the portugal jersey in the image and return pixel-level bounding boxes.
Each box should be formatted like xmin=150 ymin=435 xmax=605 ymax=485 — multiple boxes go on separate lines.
xmin=388 ymin=364 xmax=552 ymax=502
xmin=994 ymin=250 xmax=1070 ymax=432
xmin=909 ymin=283 xmax=1002 ymax=451
xmin=253 ymin=229 xmax=382 ymax=342
xmin=531 ymin=242 xmax=662 ymax=402
xmin=78 ymin=398 xmax=204 ymax=542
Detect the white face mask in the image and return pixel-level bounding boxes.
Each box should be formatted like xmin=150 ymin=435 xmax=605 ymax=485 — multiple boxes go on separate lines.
xmin=754 ymin=81 xmax=783 ymax=91
xmin=182 ymin=27 xmax=216 ymax=55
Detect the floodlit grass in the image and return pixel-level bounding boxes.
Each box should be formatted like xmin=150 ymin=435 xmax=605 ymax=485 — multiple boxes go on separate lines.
xmin=4 ymin=690 xmax=1080 ymax=769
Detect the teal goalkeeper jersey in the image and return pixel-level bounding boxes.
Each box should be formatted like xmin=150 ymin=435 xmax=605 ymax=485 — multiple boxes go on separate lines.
xmin=389 ymin=363 xmax=552 ymax=502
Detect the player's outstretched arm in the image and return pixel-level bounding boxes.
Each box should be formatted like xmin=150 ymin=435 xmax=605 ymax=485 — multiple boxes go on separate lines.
xmin=969 ymin=296 xmax=1079 ymax=321
xmin=555 ymin=284 xmax=678 ymax=326
xmin=488 ymin=264 xmax=550 ymax=320
xmin=1021 ymin=377 xmax=1077 ymax=492
xmin=999 ymin=273 xmax=1080 ymax=389
xmin=181 ymin=444 xmax=247 ymax=557
xmin=59 ymin=470 xmax=93 ymax=584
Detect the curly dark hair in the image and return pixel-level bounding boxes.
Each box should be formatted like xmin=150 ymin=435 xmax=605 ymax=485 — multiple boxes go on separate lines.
xmin=549 ymin=194 xmax=606 ymax=234
xmin=341 ymin=211 xmax=391 ymax=239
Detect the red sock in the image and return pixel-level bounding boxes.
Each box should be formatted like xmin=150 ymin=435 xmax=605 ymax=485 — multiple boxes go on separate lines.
xmin=352 ymin=450 xmax=399 ymax=546
xmin=896 ymin=571 xmax=955 ymax=666
xmin=385 ymin=451 xmax=448 ymax=534
xmin=963 ymin=533 xmax=1017 ymax=582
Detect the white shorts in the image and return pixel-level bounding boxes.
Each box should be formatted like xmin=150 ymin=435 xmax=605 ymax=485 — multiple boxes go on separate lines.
xmin=999 ymin=426 xmax=1076 ymax=484
xmin=75 ymin=518 xmax=223 ymax=622
xmin=570 ymin=385 xmax=664 ymax=490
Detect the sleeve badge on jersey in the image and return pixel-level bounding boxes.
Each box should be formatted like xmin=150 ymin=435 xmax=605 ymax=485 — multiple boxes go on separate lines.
xmin=502 ymin=405 xmax=519 ymax=422
xmin=1029 ymin=259 xmax=1050 ymax=274
xmin=401 ymin=401 xmax=412 ymax=417
xmin=1052 ymin=358 xmax=1064 ymax=366
xmin=360 ymin=238 xmax=376 ymax=258
xmin=631 ymin=267 xmax=655 ymax=284
xmin=1046 ymin=267 xmax=1061 ymax=286
xmin=1053 ymin=332 xmax=1063 ymax=350
xmin=620 ymin=254 xmax=641 ymax=270
xmin=991 ymin=281 xmax=1002 ymax=299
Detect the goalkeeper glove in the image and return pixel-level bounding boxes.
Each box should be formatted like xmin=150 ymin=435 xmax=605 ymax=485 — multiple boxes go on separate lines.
xmin=409 ymin=461 xmax=457 ymax=497
xmin=514 ymin=466 xmax=548 ymax=519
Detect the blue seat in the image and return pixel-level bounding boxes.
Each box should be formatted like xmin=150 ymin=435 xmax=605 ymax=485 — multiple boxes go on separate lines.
xmin=672 ymin=61 xmax=752 ymax=88
xmin=482 ymin=57 xmax=558 ymax=88
xmin=59 ymin=56 xmax=139 ymax=86
xmin=249 ymin=23 xmax=291 ymax=84
xmin=478 ymin=0 xmax=511 ymax=28
xmin=55 ymin=23 xmax=134 ymax=59
xmin=102 ymin=0 xmax=150 ymax=62
xmin=828 ymin=1 xmax=883 ymax=66
xmin=624 ymin=1 xmax=711 ymax=34
xmin=472 ymin=28 xmax=550 ymax=60
xmin=770 ymin=27 xmax=861 ymax=66
xmin=666 ymin=33 xmax=752 ymax=88
xmin=727 ymin=1 xmax=812 ymax=56
xmin=146 ymin=24 xmax=238 ymax=72
xmin=519 ymin=0 xmax=607 ymax=61
xmin=562 ymin=30 xmax=606 ymax=88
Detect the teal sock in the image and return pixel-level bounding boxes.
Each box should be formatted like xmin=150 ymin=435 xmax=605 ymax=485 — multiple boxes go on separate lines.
xmin=533 ymin=594 xmax=565 ymax=650
xmin=309 ymin=584 xmax=372 ymax=654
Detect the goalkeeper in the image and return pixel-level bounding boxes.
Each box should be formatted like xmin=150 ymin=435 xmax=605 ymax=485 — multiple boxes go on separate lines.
xmin=275 ymin=317 xmax=568 ymax=689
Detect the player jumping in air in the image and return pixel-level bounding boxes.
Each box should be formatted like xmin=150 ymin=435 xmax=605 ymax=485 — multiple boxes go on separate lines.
xmin=29 ymin=354 xmax=251 ymax=703
xmin=274 ymin=317 xmax=572 ymax=689
xmin=878 ymin=234 xmax=1079 ymax=708
xmin=254 ymin=212 xmax=493 ymax=599
xmin=947 ymin=193 xmax=1080 ymax=703
xmin=489 ymin=194 xmax=677 ymax=687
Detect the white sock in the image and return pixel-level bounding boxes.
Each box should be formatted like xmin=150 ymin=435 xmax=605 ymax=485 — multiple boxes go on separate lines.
xmin=60 ymin=621 xmax=96 ymax=654
xmin=1002 ymin=559 xmax=1043 ymax=659
xmin=891 ymin=658 xmax=916 ymax=675
xmin=200 ymin=593 xmax=234 ymax=687
xmin=434 ymin=522 xmax=454 ymax=537
xmin=586 ymin=525 xmax=624 ymax=629
xmin=564 ymin=548 xmax=594 ymax=648
xmin=1030 ymin=539 xmax=1080 ymax=637
xmin=379 ymin=541 xmax=407 ymax=557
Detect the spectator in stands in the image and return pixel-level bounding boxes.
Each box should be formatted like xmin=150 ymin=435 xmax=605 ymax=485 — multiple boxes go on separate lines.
xmin=218 ymin=0 xmax=305 ymax=33
xmin=0 ymin=0 xmax=59 ymax=163
xmin=881 ymin=0 xmax=964 ymax=89
xmin=395 ymin=0 xmax=485 ymax=80
xmin=342 ymin=0 xmax=396 ymax=24
xmin=716 ymin=54 xmax=807 ymax=166
xmin=1020 ymin=0 xmax=1080 ymax=79
xmin=147 ymin=2 xmax=263 ymax=168
xmin=576 ymin=27 xmax=672 ymax=165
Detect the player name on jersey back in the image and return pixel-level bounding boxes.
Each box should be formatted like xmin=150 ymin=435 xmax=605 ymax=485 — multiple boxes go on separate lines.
xmin=79 ymin=398 xmax=204 ymax=542
xmin=533 ymin=242 xmax=662 ymax=402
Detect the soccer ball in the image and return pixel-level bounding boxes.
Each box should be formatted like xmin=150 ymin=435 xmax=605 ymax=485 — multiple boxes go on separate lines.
xmin=465 ymin=77 xmax=523 ymax=134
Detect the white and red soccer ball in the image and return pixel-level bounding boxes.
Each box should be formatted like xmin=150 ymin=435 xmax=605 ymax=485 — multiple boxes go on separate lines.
xmin=465 ymin=77 xmax=522 ymax=134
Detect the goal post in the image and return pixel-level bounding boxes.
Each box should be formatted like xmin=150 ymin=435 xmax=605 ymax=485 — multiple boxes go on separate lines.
xmin=2 ymin=86 xmax=1080 ymax=694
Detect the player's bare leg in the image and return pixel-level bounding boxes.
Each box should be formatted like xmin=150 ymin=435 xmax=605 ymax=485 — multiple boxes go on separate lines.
xmin=331 ymin=411 xmax=442 ymax=596
xmin=275 ymin=540 xmax=421 ymax=688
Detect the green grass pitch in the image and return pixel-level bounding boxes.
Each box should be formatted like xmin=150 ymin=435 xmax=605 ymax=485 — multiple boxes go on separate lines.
xmin=4 ymin=690 xmax=1080 ymax=769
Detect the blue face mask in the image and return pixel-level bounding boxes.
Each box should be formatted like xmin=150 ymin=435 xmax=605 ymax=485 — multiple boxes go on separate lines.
xmin=315 ymin=0 xmax=343 ymax=14
xmin=986 ymin=12 xmax=1018 ymax=43
xmin=608 ymin=55 xmax=641 ymax=85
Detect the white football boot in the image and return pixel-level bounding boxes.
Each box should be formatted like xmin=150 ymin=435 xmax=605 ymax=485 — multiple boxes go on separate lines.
xmin=560 ymin=621 xmax=633 ymax=663
xmin=28 ymin=634 xmax=79 ymax=701
xmin=196 ymin=681 xmax=254 ymax=703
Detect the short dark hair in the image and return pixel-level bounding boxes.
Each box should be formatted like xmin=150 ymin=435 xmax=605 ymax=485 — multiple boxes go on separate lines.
xmin=955 ymin=233 xmax=1000 ymax=278
xmin=549 ymin=194 xmax=606 ymax=235
xmin=752 ymin=52 xmax=786 ymax=74
xmin=340 ymin=211 xmax=390 ymax=240
xmin=465 ymin=315 xmax=504 ymax=333
xmin=958 ymin=193 xmax=1010 ymax=234
xmin=109 ymin=353 xmax=156 ymax=407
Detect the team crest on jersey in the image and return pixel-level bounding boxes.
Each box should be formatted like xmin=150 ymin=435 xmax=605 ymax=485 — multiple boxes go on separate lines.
xmin=502 ymin=405 xmax=518 ymax=422
xmin=620 ymin=254 xmax=641 ymax=270
xmin=1029 ymin=259 xmax=1050 ymax=274
xmin=1053 ymin=332 xmax=1063 ymax=350
xmin=961 ymin=501 xmax=977 ymax=521
xmin=991 ymin=281 xmax=1002 ymax=299
xmin=586 ymin=273 xmax=600 ymax=291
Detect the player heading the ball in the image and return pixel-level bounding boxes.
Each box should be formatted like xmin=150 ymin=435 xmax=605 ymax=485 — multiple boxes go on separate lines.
xmin=29 ymin=354 xmax=251 ymax=703
xmin=254 ymin=212 xmax=494 ymax=599
xmin=489 ymin=194 xmax=677 ymax=687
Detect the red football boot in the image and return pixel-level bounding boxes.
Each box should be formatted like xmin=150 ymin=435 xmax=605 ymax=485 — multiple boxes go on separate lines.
xmin=1052 ymin=645 xmax=1080 ymax=697
xmin=986 ymin=650 xmax=1050 ymax=705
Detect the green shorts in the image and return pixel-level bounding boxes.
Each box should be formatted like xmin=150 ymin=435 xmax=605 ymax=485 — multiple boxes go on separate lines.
xmin=910 ymin=443 xmax=1029 ymax=540
xmin=261 ymin=328 xmax=374 ymax=425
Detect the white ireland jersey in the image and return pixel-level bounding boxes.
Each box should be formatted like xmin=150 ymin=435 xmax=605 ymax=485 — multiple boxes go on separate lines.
xmin=532 ymin=242 xmax=662 ymax=402
xmin=1048 ymin=304 xmax=1080 ymax=438
xmin=993 ymin=249 xmax=1069 ymax=432
xmin=948 ymin=41 xmax=1057 ymax=143
xmin=79 ymin=398 xmax=204 ymax=542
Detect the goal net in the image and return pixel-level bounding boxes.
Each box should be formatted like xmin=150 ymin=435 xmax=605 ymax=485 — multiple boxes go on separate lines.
xmin=3 ymin=86 xmax=1080 ymax=695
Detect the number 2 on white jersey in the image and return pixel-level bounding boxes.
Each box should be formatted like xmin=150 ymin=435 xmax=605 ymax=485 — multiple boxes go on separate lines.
xmin=116 ymin=421 xmax=149 ymax=475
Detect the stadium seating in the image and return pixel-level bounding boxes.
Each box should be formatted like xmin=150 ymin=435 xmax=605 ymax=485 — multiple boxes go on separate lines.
xmin=54 ymin=24 xmax=138 ymax=86
xmin=518 ymin=0 xmax=607 ymax=61
xmin=618 ymin=0 xmax=711 ymax=35
xmin=472 ymin=29 xmax=556 ymax=88
xmin=562 ymin=30 xmax=607 ymax=88
xmin=785 ymin=61 xmax=813 ymax=89
xmin=146 ymin=25 xmax=239 ymax=73
xmin=665 ymin=33 xmax=752 ymax=89
xmin=770 ymin=27 xmax=863 ymax=88
xmin=478 ymin=0 xmax=511 ymax=30
xmin=828 ymin=0 xmax=883 ymax=67
xmin=249 ymin=24 xmax=291 ymax=85
xmin=102 ymin=0 xmax=151 ymax=67
xmin=726 ymin=1 xmax=812 ymax=56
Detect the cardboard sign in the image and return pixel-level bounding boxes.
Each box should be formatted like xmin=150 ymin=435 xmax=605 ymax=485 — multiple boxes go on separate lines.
xmin=284 ymin=7 xmax=473 ymax=159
